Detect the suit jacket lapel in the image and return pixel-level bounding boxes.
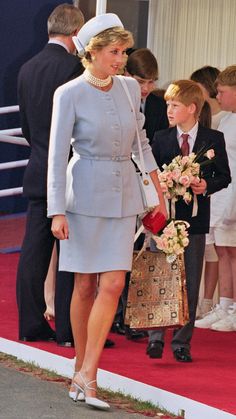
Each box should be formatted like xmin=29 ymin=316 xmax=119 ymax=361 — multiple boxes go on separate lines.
xmin=169 ymin=127 xmax=181 ymax=157
xmin=192 ymin=124 xmax=207 ymax=154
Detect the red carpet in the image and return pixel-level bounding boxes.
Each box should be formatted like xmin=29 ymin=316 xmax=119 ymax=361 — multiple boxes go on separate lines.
xmin=1 ymin=252 xmax=236 ymax=415
xmin=0 ymin=213 xmax=26 ymax=253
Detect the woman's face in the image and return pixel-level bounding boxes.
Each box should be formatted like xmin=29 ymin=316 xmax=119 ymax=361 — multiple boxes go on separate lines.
xmin=90 ymin=43 xmax=128 ymax=78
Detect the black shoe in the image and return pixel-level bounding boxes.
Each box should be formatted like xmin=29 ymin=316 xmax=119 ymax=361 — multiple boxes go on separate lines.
xmin=173 ymin=347 xmax=192 ymax=362
xmin=20 ymin=331 xmax=56 ymax=342
xmin=125 ymin=326 xmax=147 ymax=340
xmin=146 ymin=341 xmax=164 ymax=359
xmin=57 ymin=341 xmax=74 ymax=347
xmin=104 ymin=338 xmax=115 ymax=348
xmin=111 ymin=322 xmax=126 ymax=335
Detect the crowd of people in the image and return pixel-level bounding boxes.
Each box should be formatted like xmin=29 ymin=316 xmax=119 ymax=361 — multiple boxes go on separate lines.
xmin=15 ymin=2 xmax=236 ymax=412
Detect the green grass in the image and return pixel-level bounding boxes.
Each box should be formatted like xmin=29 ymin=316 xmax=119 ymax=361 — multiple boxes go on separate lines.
xmin=0 ymin=352 xmax=183 ymax=418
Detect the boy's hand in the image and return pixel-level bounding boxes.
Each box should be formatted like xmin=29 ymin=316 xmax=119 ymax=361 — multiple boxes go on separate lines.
xmin=190 ymin=178 xmax=207 ymax=195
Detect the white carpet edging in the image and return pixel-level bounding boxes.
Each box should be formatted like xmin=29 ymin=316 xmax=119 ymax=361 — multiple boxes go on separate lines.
xmin=0 ymin=337 xmax=234 ymax=419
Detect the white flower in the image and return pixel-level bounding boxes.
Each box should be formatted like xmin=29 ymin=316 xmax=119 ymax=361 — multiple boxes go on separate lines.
xmin=205 ymin=149 xmax=215 ymax=159
xmin=152 ymin=220 xmax=190 ymax=261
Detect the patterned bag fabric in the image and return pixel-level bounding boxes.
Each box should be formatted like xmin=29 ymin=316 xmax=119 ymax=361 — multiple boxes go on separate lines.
xmin=125 ymin=250 xmax=189 ymax=329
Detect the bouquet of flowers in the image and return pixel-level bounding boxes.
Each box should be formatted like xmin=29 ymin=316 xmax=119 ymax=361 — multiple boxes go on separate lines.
xmin=158 ymin=149 xmax=215 ymax=204
xmin=152 ymin=219 xmax=190 ymax=262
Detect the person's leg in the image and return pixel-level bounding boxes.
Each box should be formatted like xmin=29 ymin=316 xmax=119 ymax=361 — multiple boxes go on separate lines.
xmin=55 ymin=270 xmax=75 ymax=344
xmin=216 ymin=246 xmax=233 ymax=300
xmin=198 ymin=259 xmax=218 ymax=316
xmin=44 ymin=242 xmax=57 ymax=320
xmin=74 ymin=270 xmax=125 ymax=398
xmin=195 ymin=230 xmax=234 ymax=329
xmin=16 ymin=200 xmax=55 ymax=339
xmin=71 ymin=273 xmax=97 ymax=373
xmin=198 ymin=232 xmax=219 ymax=318
xmin=204 ymin=262 xmax=218 ymax=299
xmin=146 ymin=329 xmax=165 ymax=358
xmin=228 ymin=247 xmax=236 ymax=302
xmin=209 ymin=246 xmax=236 ymax=331
xmin=171 ymin=234 xmax=205 ymax=352
xmin=55 ymin=240 xmax=75 ymax=345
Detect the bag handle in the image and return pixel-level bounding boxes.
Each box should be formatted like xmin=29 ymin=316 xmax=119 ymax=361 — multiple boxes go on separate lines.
xmin=117 ymin=76 xmax=147 ymax=177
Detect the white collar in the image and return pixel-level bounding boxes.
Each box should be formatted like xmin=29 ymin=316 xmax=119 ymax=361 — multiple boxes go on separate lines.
xmin=177 ymin=121 xmax=199 ymax=141
xmin=48 ymin=39 xmax=69 ymax=53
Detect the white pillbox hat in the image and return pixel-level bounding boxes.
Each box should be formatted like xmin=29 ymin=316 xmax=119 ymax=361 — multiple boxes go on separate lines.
xmin=73 ymin=13 xmax=124 ymax=55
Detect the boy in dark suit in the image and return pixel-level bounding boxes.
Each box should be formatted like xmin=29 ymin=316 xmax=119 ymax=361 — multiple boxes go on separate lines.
xmin=148 ymin=80 xmax=231 ymax=361
xmin=111 ymin=48 xmax=169 ymax=339
xmin=16 ymin=4 xmax=84 ymax=345
xmin=125 ymin=48 xmax=169 ymax=144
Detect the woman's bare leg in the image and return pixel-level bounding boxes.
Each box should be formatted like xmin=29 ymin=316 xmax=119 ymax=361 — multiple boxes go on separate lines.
xmin=70 ymin=273 xmax=97 ymax=372
xmin=44 ymin=242 xmax=57 ymax=320
xmin=75 ymin=270 xmax=126 ymax=397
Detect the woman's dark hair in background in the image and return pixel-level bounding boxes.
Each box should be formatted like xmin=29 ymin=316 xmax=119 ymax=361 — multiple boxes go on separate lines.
xmin=190 ymin=65 xmax=220 ymax=98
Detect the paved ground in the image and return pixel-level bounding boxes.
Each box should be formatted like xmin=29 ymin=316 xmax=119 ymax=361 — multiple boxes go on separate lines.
xmin=0 ymin=365 xmax=151 ymax=419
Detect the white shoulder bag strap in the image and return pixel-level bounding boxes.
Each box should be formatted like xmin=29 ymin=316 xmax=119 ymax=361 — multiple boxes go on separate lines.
xmin=117 ymin=76 xmax=147 ymax=176
xmin=117 ymin=76 xmax=159 ymax=243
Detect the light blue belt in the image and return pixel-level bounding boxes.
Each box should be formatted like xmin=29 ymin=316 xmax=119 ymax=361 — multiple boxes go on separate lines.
xmin=77 ymin=154 xmax=131 ymax=162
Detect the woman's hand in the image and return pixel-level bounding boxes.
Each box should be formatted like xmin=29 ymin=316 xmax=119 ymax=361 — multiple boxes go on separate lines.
xmin=51 ymin=215 xmax=69 ymax=240
xmin=150 ymin=203 xmax=168 ymax=220
xmin=149 ymin=170 xmax=168 ymax=219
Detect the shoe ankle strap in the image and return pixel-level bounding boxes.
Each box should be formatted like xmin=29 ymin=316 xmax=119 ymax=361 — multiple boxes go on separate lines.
xmin=85 ymin=379 xmax=97 ymax=391
xmin=78 ymin=372 xmax=97 ymax=391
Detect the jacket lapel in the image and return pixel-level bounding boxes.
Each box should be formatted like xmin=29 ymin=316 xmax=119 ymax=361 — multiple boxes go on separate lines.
xmin=192 ymin=124 xmax=207 ymax=154
xmin=169 ymin=127 xmax=181 ymax=157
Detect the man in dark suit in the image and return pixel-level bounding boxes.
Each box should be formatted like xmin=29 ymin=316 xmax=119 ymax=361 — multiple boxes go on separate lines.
xmin=16 ymin=4 xmax=84 ymax=344
xmin=148 ymin=80 xmax=231 ymax=361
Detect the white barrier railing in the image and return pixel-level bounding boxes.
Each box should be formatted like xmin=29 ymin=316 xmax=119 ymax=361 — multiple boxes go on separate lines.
xmin=0 ymin=105 xmax=19 ymax=114
xmin=0 ymin=105 xmax=29 ymax=198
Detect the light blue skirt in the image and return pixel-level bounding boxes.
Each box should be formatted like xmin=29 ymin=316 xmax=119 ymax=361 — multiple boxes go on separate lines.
xmin=59 ymin=212 xmax=136 ymax=273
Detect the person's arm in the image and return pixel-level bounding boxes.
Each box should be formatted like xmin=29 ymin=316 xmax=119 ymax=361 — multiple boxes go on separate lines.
xmin=47 ymin=84 xmax=75 ymax=240
xmin=47 ymin=85 xmax=75 ymax=217
xmin=17 ymin=73 xmax=31 ymax=145
xmin=201 ymin=132 xmax=231 ymax=195
xmin=149 ymin=169 xmax=168 ymax=218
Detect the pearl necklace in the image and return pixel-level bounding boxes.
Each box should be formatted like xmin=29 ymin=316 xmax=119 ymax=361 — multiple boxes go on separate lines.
xmin=84 ymin=69 xmax=112 ymax=88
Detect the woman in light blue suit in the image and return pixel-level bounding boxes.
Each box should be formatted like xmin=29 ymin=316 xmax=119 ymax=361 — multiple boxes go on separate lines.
xmin=47 ymin=13 xmax=167 ymax=410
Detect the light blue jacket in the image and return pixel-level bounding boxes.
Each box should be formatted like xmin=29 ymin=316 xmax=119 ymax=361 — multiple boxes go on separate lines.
xmin=47 ymin=75 xmax=158 ymax=218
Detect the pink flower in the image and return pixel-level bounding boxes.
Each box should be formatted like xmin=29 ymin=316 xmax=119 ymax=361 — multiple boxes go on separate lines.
xmin=152 ymin=220 xmax=190 ymax=258
xmin=172 ymin=168 xmax=182 ymax=181
xmin=179 ymin=175 xmax=191 ymax=186
xmin=158 ymin=148 xmax=214 ymax=206
xmin=205 ymin=149 xmax=215 ymax=159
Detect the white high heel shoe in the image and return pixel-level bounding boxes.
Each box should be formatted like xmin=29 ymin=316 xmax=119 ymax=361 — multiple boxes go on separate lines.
xmin=69 ymin=372 xmax=85 ymax=402
xmin=74 ymin=372 xmax=110 ymax=410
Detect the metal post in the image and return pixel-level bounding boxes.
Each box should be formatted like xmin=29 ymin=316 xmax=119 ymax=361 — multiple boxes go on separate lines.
xmin=96 ymin=0 xmax=107 ymax=15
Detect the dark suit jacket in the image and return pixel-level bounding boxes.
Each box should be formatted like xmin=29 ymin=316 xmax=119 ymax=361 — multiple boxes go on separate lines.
xmin=152 ymin=124 xmax=231 ymax=234
xmin=17 ymin=43 xmax=84 ymax=199
xmin=143 ymin=92 xmax=169 ymax=144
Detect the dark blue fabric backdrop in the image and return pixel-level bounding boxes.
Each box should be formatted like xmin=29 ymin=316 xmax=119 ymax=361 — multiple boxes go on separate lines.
xmin=0 ymin=0 xmax=72 ymax=213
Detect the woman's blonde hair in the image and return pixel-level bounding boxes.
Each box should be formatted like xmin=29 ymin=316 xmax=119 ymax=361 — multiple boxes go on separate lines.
xmin=81 ymin=27 xmax=134 ymax=68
